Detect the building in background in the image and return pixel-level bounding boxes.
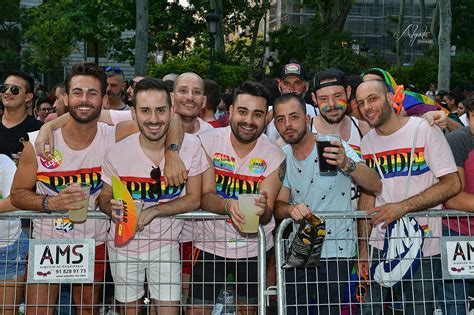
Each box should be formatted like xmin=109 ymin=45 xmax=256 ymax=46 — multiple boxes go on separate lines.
xmin=268 ymin=0 xmax=437 ymax=65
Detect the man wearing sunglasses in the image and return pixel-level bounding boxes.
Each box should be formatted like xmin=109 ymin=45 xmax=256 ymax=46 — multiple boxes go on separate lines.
xmin=0 ymin=70 xmax=43 ymax=164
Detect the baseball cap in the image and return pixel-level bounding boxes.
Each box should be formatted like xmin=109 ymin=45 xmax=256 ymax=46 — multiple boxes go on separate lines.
xmin=313 ymin=68 xmax=347 ymax=91
xmin=280 ymin=63 xmax=307 ymax=80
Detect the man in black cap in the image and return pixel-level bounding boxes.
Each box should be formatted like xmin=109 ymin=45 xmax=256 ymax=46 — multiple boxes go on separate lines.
xmin=267 ymin=62 xmax=318 ymax=144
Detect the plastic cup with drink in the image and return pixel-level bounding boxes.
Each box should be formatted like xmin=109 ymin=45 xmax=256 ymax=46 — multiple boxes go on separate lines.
xmin=65 ymin=182 xmax=91 ymax=223
xmin=238 ymin=194 xmax=260 ymax=233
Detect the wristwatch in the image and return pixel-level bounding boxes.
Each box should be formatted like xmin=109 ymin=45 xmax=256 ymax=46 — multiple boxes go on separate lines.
xmin=341 ymin=158 xmax=357 ymax=175
xmin=166 ymin=143 xmax=179 ymax=151
xmin=42 ymin=195 xmax=52 ymax=213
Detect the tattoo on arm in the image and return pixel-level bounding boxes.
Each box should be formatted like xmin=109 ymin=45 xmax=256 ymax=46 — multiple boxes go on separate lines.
xmin=278 ymin=160 xmax=286 ymax=183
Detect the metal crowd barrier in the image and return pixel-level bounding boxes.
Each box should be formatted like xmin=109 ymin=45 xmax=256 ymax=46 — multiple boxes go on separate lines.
xmin=275 ymin=209 xmax=474 ymax=315
xmin=0 ymin=211 xmax=268 ymax=315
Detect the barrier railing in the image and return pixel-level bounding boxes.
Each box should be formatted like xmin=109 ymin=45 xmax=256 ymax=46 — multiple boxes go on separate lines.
xmin=0 ymin=211 xmax=267 ymax=315
xmin=274 ymin=210 xmax=474 ymax=315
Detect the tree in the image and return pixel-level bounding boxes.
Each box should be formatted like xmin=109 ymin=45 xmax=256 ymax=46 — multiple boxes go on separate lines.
xmin=22 ymin=1 xmax=76 ymax=82
xmin=304 ymin=0 xmax=355 ymax=68
xmin=135 ymin=0 xmax=148 ymax=75
xmin=396 ymin=0 xmax=406 ymax=66
xmin=438 ymin=0 xmax=451 ymax=91
xmin=0 ymin=0 xmax=22 ymax=76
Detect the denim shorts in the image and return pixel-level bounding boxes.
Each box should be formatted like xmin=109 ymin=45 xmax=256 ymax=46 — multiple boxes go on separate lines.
xmin=0 ymin=231 xmax=29 ymax=280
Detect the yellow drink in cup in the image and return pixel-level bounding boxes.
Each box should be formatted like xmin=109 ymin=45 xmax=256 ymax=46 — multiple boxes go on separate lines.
xmin=66 ymin=182 xmax=91 ymax=223
xmin=238 ymin=194 xmax=260 ymax=233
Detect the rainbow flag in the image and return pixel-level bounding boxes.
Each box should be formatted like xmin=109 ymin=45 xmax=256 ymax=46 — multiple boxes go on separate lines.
xmin=112 ymin=176 xmax=141 ymax=246
xmin=363 ymin=68 xmax=448 ymax=115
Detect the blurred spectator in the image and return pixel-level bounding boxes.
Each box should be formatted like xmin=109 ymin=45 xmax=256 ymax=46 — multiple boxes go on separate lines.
xmin=202 ymin=79 xmax=223 ymax=127
xmin=104 ymin=66 xmax=129 ymax=110
xmin=45 ymin=82 xmax=68 ymax=123
xmin=425 ymin=82 xmax=437 ymax=99
xmin=34 ymin=97 xmax=53 ymax=122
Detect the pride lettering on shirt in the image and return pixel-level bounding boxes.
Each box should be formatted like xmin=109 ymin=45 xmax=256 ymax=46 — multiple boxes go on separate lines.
xmin=37 ymin=167 xmax=102 ymax=194
xmin=118 ymin=176 xmax=184 ymax=202
xmin=349 ymin=144 xmax=361 ymax=158
xmin=362 ymin=147 xmax=430 ymax=179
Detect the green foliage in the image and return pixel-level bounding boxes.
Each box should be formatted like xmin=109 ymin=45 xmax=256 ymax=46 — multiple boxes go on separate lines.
xmin=0 ymin=0 xmax=21 ymax=75
xmin=389 ymin=49 xmax=474 ymax=91
xmin=22 ymin=1 xmax=76 ymax=74
xmin=148 ymin=54 xmax=246 ymax=88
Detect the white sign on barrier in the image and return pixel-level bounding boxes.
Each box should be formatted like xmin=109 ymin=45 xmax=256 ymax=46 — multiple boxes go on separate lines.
xmin=441 ymin=236 xmax=474 ymax=279
xmin=27 ymin=239 xmax=95 ymax=283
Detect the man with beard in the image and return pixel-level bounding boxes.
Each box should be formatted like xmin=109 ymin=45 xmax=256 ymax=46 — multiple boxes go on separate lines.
xmin=98 ymin=78 xmax=209 ymax=314
xmin=0 ymin=70 xmax=43 ymax=164
xmin=187 ymin=81 xmax=286 ymax=314
xmin=272 ymin=93 xmax=381 ymax=314
xmin=11 ymin=62 xmax=131 ymax=314
xmin=311 ymin=68 xmax=371 ymax=213
xmin=266 ymin=62 xmax=318 ymax=144
xmin=356 ymin=79 xmax=460 ymax=314
xmin=45 ymin=82 xmax=68 ymax=123
xmin=105 ymin=67 xmax=130 ymax=110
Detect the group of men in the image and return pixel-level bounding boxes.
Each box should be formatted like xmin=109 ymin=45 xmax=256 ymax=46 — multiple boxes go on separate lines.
xmin=0 ymin=60 xmax=472 ymax=315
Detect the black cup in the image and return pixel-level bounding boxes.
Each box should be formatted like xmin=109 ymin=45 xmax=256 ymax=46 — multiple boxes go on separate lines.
xmin=316 ymin=135 xmax=339 ymax=176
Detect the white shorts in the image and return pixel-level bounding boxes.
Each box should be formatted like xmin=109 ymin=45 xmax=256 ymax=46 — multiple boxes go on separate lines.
xmin=108 ymin=244 xmax=181 ymax=303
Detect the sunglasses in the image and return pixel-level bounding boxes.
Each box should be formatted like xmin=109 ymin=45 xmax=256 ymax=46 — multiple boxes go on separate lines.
xmin=0 ymin=84 xmax=21 ymax=95
xmin=40 ymin=107 xmax=53 ymax=112
xmin=150 ymin=166 xmax=161 ymax=182
xmin=104 ymin=66 xmax=123 ymax=75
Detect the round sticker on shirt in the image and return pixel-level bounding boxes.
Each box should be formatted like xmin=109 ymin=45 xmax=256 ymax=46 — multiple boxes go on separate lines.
xmin=40 ymin=149 xmax=63 ymax=169
xmin=248 ymin=158 xmax=267 ymax=175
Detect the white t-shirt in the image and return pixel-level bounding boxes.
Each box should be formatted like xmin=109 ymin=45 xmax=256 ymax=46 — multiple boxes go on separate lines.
xmin=29 ymin=123 xmax=116 ymax=243
xmin=109 ymin=110 xmax=133 ymax=126
xmin=196 ymin=126 xmax=286 ymax=258
xmin=459 ymin=113 xmax=467 ymax=126
xmin=102 ymin=133 xmax=209 ymax=255
xmin=0 ymin=155 xmax=21 ymax=247
xmin=361 ymin=117 xmax=458 ymax=256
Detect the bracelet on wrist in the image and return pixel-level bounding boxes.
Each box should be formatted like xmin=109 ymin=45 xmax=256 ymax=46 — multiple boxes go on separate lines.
xmin=224 ymin=199 xmax=231 ymax=216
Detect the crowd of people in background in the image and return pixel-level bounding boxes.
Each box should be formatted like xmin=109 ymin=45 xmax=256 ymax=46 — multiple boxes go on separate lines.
xmin=0 ymin=61 xmax=472 ymax=315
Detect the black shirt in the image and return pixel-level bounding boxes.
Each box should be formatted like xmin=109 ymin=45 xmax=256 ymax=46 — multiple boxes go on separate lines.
xmin=0 ymin=115 xmax=43 ymax=159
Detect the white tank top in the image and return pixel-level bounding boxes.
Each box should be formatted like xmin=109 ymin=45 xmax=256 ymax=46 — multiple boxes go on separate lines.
xmin=311 ymin=116 xmax=363 ymax=209
xmin=29 ymin=123 xmax=115 ymax=243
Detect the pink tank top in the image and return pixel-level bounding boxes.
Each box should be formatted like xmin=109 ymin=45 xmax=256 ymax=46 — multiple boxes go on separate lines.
xmin=29 ymin=123 xmax=115 ymax=243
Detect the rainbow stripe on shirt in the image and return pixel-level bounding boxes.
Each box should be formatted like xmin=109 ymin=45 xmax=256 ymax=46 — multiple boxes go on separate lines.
xmin=119 ymin=176 xmax=184 ymax=202
xmin=37 ymin=167 xmax=102 ymax=194
xmin=215 ymin=169 xmax=263 ymax=199
xmin=362 ymin=147 xmax=430 ymax=179
xmin=349 ymin=144 xmax=362 ymax=158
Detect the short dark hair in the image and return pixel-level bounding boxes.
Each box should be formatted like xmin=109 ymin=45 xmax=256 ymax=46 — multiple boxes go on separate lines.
xmin=347 ymin=75 xmax=362 ymax=101
xmin=204 ymin=79 xmax=222 ymax=113
xmin=132 ymin=78 xmax=171 ymax=108
xmin=54 ymin=81 xmax=66 ymax=94
xmin=35 ymin=97 xmax=51 ymax=109
xmin=6 ymin=70 xmax=35 ymax=93
xmin=233 ymin=81 xmax=270 ymax=108
xmin=463 ymin=94 xmax=474 ymax=118
xmin=445 ymin=91 xmax=459 ymax=105
xmin=66 ymin=62 xmax=107 ymax=96
xmin=273 ymin=93 xmax=307 ymax=115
